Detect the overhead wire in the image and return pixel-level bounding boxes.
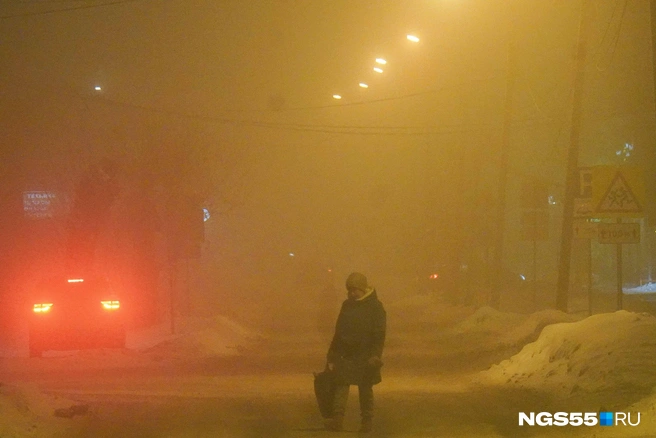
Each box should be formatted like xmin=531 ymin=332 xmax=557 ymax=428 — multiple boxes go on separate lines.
xmin=12 ymin=70 xmax=645 ymax=139
xmin=83 ymin=94 xmax=485 ymax=136
xmin=204 ymin=72 xmax=507 ymax=114
xmin=0 ymin=0 xmax=142 ymax=19
xmin=594 ymin=0 xmax=628 ymax=72
xmin=1 ymin=0 xmax=642 ymax=139
xmin=594 ymin=0 xmax=620 ymax=58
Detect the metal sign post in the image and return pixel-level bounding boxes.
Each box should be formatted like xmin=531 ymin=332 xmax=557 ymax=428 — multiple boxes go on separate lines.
xmin=596 ymin=219 xmax=641 ymax=310
xmin=616 ymin=218 xmax=623 ymax=311
xmin=592 ymin=167 xmax=645 ymax=310
xmin=573 ymin=167 xmax=595 ymax=315
xmin=521 ymin=207 xmax=548 ymax=310
xmin=573 ymin=218 xmax=597 ymax=315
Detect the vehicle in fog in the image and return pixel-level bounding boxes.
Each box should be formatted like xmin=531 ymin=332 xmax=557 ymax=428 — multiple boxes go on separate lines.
xmin=28 ymin=275 xmax=126 ymax=357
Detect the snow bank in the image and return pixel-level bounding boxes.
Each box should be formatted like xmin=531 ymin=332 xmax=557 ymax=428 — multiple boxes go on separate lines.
xmin=144 ymin=315 xmax=262 ymax=362
xmin=479 ymin=311 xmax=656 ymax=398
xmin=0 ymin=316 xmax=260 ymax=379
xmin=451 ymin=306 xmax=525 ymax=334
xmin=449 ymin=307 xmax=579 ymax=351
xmin=624 ymin=282 xmax=656 ymax=294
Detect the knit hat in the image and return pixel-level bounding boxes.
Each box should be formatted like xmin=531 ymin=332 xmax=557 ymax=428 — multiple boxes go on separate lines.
xmin=345 ymin=272 xmax=368 ymax=291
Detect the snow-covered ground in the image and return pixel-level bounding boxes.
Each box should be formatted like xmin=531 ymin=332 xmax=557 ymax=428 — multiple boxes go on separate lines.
xmin=4 ymin=296 xmax=656 ymax=436
xmin=0 ymin=315 xmax=262 ymax=437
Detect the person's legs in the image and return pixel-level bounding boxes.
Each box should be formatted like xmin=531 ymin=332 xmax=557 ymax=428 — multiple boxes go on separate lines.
xmin=358 ymin=384 xmax=374 ymax=432
xmin=326 ymin=384 xmax=349 ymax=431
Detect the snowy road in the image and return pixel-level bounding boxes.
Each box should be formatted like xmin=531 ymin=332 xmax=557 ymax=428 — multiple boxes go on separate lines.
xmin=4 ymin=299 xmax=656 ymax=437
xmin=2 ymin=354 xmax=549 ymax=438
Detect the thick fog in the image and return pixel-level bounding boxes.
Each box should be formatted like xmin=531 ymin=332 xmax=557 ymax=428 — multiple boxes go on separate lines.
xmin=3 ymin=2 xmax=656 ymax=437
xmin=1 ymin=0 xmax=655 ymax=326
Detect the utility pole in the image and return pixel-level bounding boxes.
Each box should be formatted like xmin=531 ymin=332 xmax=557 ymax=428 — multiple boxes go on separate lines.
xmin=648 ymin=1 xmax=656 ymax=278
xmin=652 ymin=1 xmax=656 ymax=120
xmin=490 ymin=10 xmax=517 ymax=309
xmin=650 ymin=1 xmax=656 ymax=224
xmin=556 ymin=0 xmax=592 ymax=312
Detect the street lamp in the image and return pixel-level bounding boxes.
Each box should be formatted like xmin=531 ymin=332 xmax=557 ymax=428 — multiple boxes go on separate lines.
xmin=359 ymin=83 xmax=369 ymax=88
xmin=332 ymin=94 xmax=342 ymax=99
xmin=373 ymin=67 xmax=383 ymax=73
xmin=407 ymin=34 xmax=420 ymax=43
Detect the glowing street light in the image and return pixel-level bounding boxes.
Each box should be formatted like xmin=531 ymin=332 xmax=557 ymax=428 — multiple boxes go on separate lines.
xmin=359 ymin=83 xmax=369 ymax=88
xmin=375 ymin=58 xmax=387 ymax=65
xmin=407 ymin=34 xmax=420 ymax=43
xmin=94 ymin=85 xmax=102 ymax=91
xmin=373 ymin=67 xmax=383 ymax=73
xmin=332 ymin=94 xmax=342 ymax=99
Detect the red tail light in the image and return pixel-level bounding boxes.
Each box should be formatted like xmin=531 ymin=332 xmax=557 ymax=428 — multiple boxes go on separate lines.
xmin=101 ymin=300 xmax=120 ymax=310
xmin=33 ymin=303 xmax=53 ymax=313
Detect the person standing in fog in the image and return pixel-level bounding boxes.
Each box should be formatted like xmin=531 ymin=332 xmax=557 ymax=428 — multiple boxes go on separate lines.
xmin=325 ymin=272 xmax=386 ymax=433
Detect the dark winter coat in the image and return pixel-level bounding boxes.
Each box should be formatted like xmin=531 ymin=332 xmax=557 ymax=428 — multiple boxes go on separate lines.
xmin=327 ymin=289 xmax=386 ymax=386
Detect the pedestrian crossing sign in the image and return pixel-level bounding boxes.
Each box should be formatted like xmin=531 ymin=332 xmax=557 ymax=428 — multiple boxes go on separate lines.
xmin=592 ymin=166 xmax=644 ymax=218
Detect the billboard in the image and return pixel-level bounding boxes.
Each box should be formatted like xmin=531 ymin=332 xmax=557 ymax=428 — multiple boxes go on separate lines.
xmin=23 ymin=191 xmax=67 ymax=219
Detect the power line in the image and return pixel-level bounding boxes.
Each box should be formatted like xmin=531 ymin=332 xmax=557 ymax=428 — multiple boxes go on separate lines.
xmin=64 ymin=81 xmax=656 ymax=137
xmin=595 ymin=0 xmax=628 ymax=72
xmin=266 ymin=74 xmax=506 ymax=112
xmin=604 ymin=1 xmax=628 ymax=64
xmin=0 ymin=0 xmax=143 ymax=19
xmin=594 ymin=0 xmax=621 ymax=58
xmin=81 ymin=92 xmax=507 ymax=136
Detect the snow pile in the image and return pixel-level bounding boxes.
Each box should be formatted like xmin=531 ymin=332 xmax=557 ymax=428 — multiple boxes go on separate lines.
xmin=624 ymin=282 xmax=656 ymax=294
xmin=0 ymin=383 xmax=82 ymax=437
xmin=449 ymin=307 xmax=579 ymax=351
xmin=451 ymin=306 xmax=525 ymax=334
xmin=479 ymin=311 xmax=656 ymax=398
xmin=144 ymin=315 xmax=262 ymax=362
xmin=493 ymin=310 xmax=581 ymax=349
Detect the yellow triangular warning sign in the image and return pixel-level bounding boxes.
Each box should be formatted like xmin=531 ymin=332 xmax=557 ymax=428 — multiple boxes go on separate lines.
xmin=596 ymin=171 xmax=643 ymax=214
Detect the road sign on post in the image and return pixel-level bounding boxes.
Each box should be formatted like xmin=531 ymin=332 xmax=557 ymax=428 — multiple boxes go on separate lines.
xmin=597 ymin=222 xmax=641 ymax=244
xmin=591 ymin=166 xmax=644 ymax=311
xmin=574 ymin=167 xmax=593 ymax=218
xmin=592 ymin=166 xmax=645 ymax=218
xmin=579 ymin=167 xmax=593 ymax=198
xmin=572 ymin=219 xmax=597 ymax=239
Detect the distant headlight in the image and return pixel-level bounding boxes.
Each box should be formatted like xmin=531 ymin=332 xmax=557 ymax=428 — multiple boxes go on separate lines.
xmin=33 ymin=303 xmax=53 ymax=313
xmin=101 ymin=300 xmax=120 ymax=310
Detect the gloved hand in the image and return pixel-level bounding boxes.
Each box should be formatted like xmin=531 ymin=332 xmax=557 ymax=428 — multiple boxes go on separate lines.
xmin=367 ymin=356 xmax=383 ymax=367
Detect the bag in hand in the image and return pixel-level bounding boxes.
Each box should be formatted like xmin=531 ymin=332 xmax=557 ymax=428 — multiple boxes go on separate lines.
xmin=313 ymin=370 xmax=335 ymax=419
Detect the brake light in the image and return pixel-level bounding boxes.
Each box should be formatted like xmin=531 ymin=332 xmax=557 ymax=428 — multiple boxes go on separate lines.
xmin=33 ymin=303 xmax=53 ymax=313
xmin=101 ymin=300 xmax=120 ymax=310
